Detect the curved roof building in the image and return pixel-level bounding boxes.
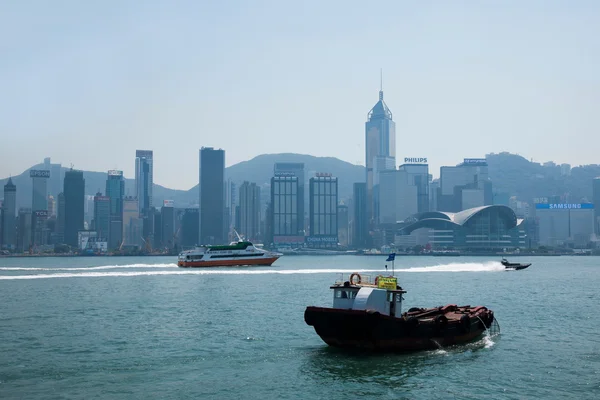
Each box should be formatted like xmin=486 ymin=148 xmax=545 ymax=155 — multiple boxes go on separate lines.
xmin=400 ymin=205 xmax=526 ymax=250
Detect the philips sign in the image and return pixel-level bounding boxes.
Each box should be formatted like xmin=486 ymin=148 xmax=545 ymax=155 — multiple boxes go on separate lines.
xmin=30 ymin=170 xmax=50 ymax=178
xmin=535 ymin=203 xmax=594 ymax=210
xmin=404 ymin=158 xmax=428 ymax=163
xmin=108 ymin=170 xmax=123 ymax=176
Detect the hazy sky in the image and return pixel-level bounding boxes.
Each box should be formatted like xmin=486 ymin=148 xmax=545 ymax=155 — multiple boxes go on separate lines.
xmin=1 ymin=1 xmax=599 ymax=189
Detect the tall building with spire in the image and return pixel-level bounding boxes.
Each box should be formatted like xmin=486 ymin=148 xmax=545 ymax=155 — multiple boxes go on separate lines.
xmin=365 ymin=79 xmax=396 ymax=222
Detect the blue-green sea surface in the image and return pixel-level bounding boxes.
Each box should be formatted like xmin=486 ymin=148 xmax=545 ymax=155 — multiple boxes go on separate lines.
xmin=1 ymin=255 xmax=599 ymax=399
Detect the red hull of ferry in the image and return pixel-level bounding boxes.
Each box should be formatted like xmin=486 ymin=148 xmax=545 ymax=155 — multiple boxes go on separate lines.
xmin=177 ymin=256 xmax=280 ymax=268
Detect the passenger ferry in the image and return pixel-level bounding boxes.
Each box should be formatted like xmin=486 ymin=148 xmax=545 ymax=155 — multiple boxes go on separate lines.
xmin=177 ymin=234 xmax=282 ymax=268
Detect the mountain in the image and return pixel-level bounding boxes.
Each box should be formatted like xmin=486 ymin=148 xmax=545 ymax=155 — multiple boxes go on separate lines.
xmin=486 ymin=152 xmax=600 ymax=202
xmin=0 ymin=154 xmax=365 ymax=209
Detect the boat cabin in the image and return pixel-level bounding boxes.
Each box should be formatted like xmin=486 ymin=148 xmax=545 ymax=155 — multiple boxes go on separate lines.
xmin=331 ymin=273 xmax=406 ymax=317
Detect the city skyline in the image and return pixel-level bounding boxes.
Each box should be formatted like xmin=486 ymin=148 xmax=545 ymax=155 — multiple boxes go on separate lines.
xmin=2 ymin=1 xmax=599 ymax=190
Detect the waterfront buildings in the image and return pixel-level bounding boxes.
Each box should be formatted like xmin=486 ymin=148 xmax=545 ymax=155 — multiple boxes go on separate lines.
xmin=337 ymin=204 xmax=349 ymax=248
xmin=17 ymin=208 xmax=32 ymax=251
xmin=93 ymin=193 xmax=110 ymax=241
xmin=308 ymin=174 xmax=338 ymax=248
xmin=238 ymin=181 xmax=261 ymax=241
xmin=594 ymin=177 xmax=600 ymax=235
xmin=352 ymin=182 xmax=368 ymax=248
xmin=400 ymin=205 xmax=526 ymax=250
xmin=106 ymin=170 xmax=125 ymax=249
xmin=226 ymin=180 xmax=237 ymax=241
xmin=181 ymin=208 xmax=199 ymax=247
xmin=47 ymin=195 xmax=56 ymax=217
xmin=270 ymin=175 xmax=303 ymax=247
xmin=536 ymin=203 xmax=595 ymax=247
xmin=135 ymin=150 xmax=153 ymax=215
xmin=2 ymin=178 xmax=17 ymax=249
xmin=56 ymin=192 xmax=65 ymax=244
xmin=123 ymin=197 xmax=141 ymax=247
xmin=365 ymin=87 xmax=395 ymax=221
xmin=30 ymin=169 xmax=50 ymax=212
xmin=274 ymin=162 xmax=305 ymax=232
xmin=63 ymin=169 xmax=85 ymax=247
xmin=199 ymin=147 xmax=225 ymax=244
xmin=379 ymin=162 xmax=430 ymax=224
xmin=437 ymin=158 xmax=492 ymax=212
xmin=161 ymin=201 xmax=175 ymax=249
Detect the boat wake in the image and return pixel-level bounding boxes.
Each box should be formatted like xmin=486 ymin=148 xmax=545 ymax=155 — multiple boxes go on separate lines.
xmin=401 ymin=261 xmax=504 ymax=273
xmin=0 ymin=262 xmax=503 ymax=280
xmin=0 ymin=263 xmax=177 ymax=271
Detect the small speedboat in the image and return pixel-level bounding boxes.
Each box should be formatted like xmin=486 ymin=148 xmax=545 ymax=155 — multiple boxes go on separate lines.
xmin=501 ymin=258 xmax=531 ymax=270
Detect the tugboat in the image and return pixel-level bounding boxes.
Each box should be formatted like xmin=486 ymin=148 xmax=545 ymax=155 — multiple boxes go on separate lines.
xmin=304 ymin=271 xmax=497 ymax=352
xmin=501 ymin=258 xmax=531 ymax=271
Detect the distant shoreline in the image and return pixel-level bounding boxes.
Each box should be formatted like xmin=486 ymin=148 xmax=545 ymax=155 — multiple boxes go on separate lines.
xmin=0 ymin=252 xmax=595 ymax=259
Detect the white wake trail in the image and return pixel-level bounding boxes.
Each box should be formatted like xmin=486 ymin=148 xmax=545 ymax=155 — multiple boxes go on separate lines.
xmin=0 ymin=262 xmax=504 ymax=280
xmin=0 ymin=263 xmax=178 ymax=271
xmin=0 ymin=268 xmax=385 ymax=280
xmin=402 ymin=261 xmax=504 ymax=273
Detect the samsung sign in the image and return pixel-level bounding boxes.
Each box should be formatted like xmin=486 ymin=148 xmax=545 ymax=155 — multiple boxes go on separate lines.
xmin=404 ymin=158 xmax=427 ymax=163
xmin=536 ymin=203 xmax=594 ymax=210
xmin=30 ymin=170 xmax=50 ymax=178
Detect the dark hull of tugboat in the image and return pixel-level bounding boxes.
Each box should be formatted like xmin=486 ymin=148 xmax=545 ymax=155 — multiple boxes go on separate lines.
xmin=304 ymin=306 xmax=494 ymax=352
xmin=178 ymin=256 xmax=279 ymax=268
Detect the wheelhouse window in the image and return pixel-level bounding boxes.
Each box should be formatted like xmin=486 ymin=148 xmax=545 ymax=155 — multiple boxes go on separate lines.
xmin=335 ymin=289 xmax=358 ymax=299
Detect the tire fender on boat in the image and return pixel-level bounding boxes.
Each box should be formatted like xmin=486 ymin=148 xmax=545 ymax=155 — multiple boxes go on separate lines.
xmin=434 ymin=315 xmax=448 ymax=334
xmin=405 ymin=316 xmax=419 ymax=331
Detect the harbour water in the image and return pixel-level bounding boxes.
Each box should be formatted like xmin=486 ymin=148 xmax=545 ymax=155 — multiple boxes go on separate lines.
xmin=1 ymin=255 xmax=599 ymax=399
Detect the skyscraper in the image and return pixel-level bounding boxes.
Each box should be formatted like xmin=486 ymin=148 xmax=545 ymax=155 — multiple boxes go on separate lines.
xmin=17 ymin=208 xmax=32 ymax=252
xmin=64 ymin=169 xmax=85 ymax=247
xmin=135 ymin=150 xmax=153 ymax=215
xmin=365 ymin=85 xmax=395 ymax=221
xmin=594 ymin=177 xmax=600 ymax=235
xmin=93 ymin=193 xmax=110 ymax=241
xmin=106 ymin=170 xmax=125 ymax=249
xmin=273 ymin=162 xmax=305 ymax=234
xmin=337 ymin=204 xmax=349 ymax=248
xmin=56 ymin=192 xmax=65 ymax=244
xmin=181 ymin=208 xmax=199 ymax=247
xmin=352 ymin=183 xmax=368 ymax=249
xmin=199 ymin=147 xmax=225 ymax=244
xmin=161 ymin=201 xmax=175 ymax=249
xmin=438 ymin=158 xmax=492 ymax=212
xmin=30 ymin=169 xmax=50 ymax=211
xmin=238 ymin=181 xmax=261 ymax=241
xmin=123 ymin=196 xmax=141 ymax=246
xmin=270 ymin=175 xmax=304 ymax=248
xmin=2 ymin=178 xmax=17 ymax=249
xmin=308 ymin=174 xmax=338 ymax=248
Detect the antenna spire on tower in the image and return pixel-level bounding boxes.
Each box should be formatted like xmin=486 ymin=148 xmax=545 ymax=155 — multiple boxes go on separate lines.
xmin=379 ymin=68 xmax=384 ymax=101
